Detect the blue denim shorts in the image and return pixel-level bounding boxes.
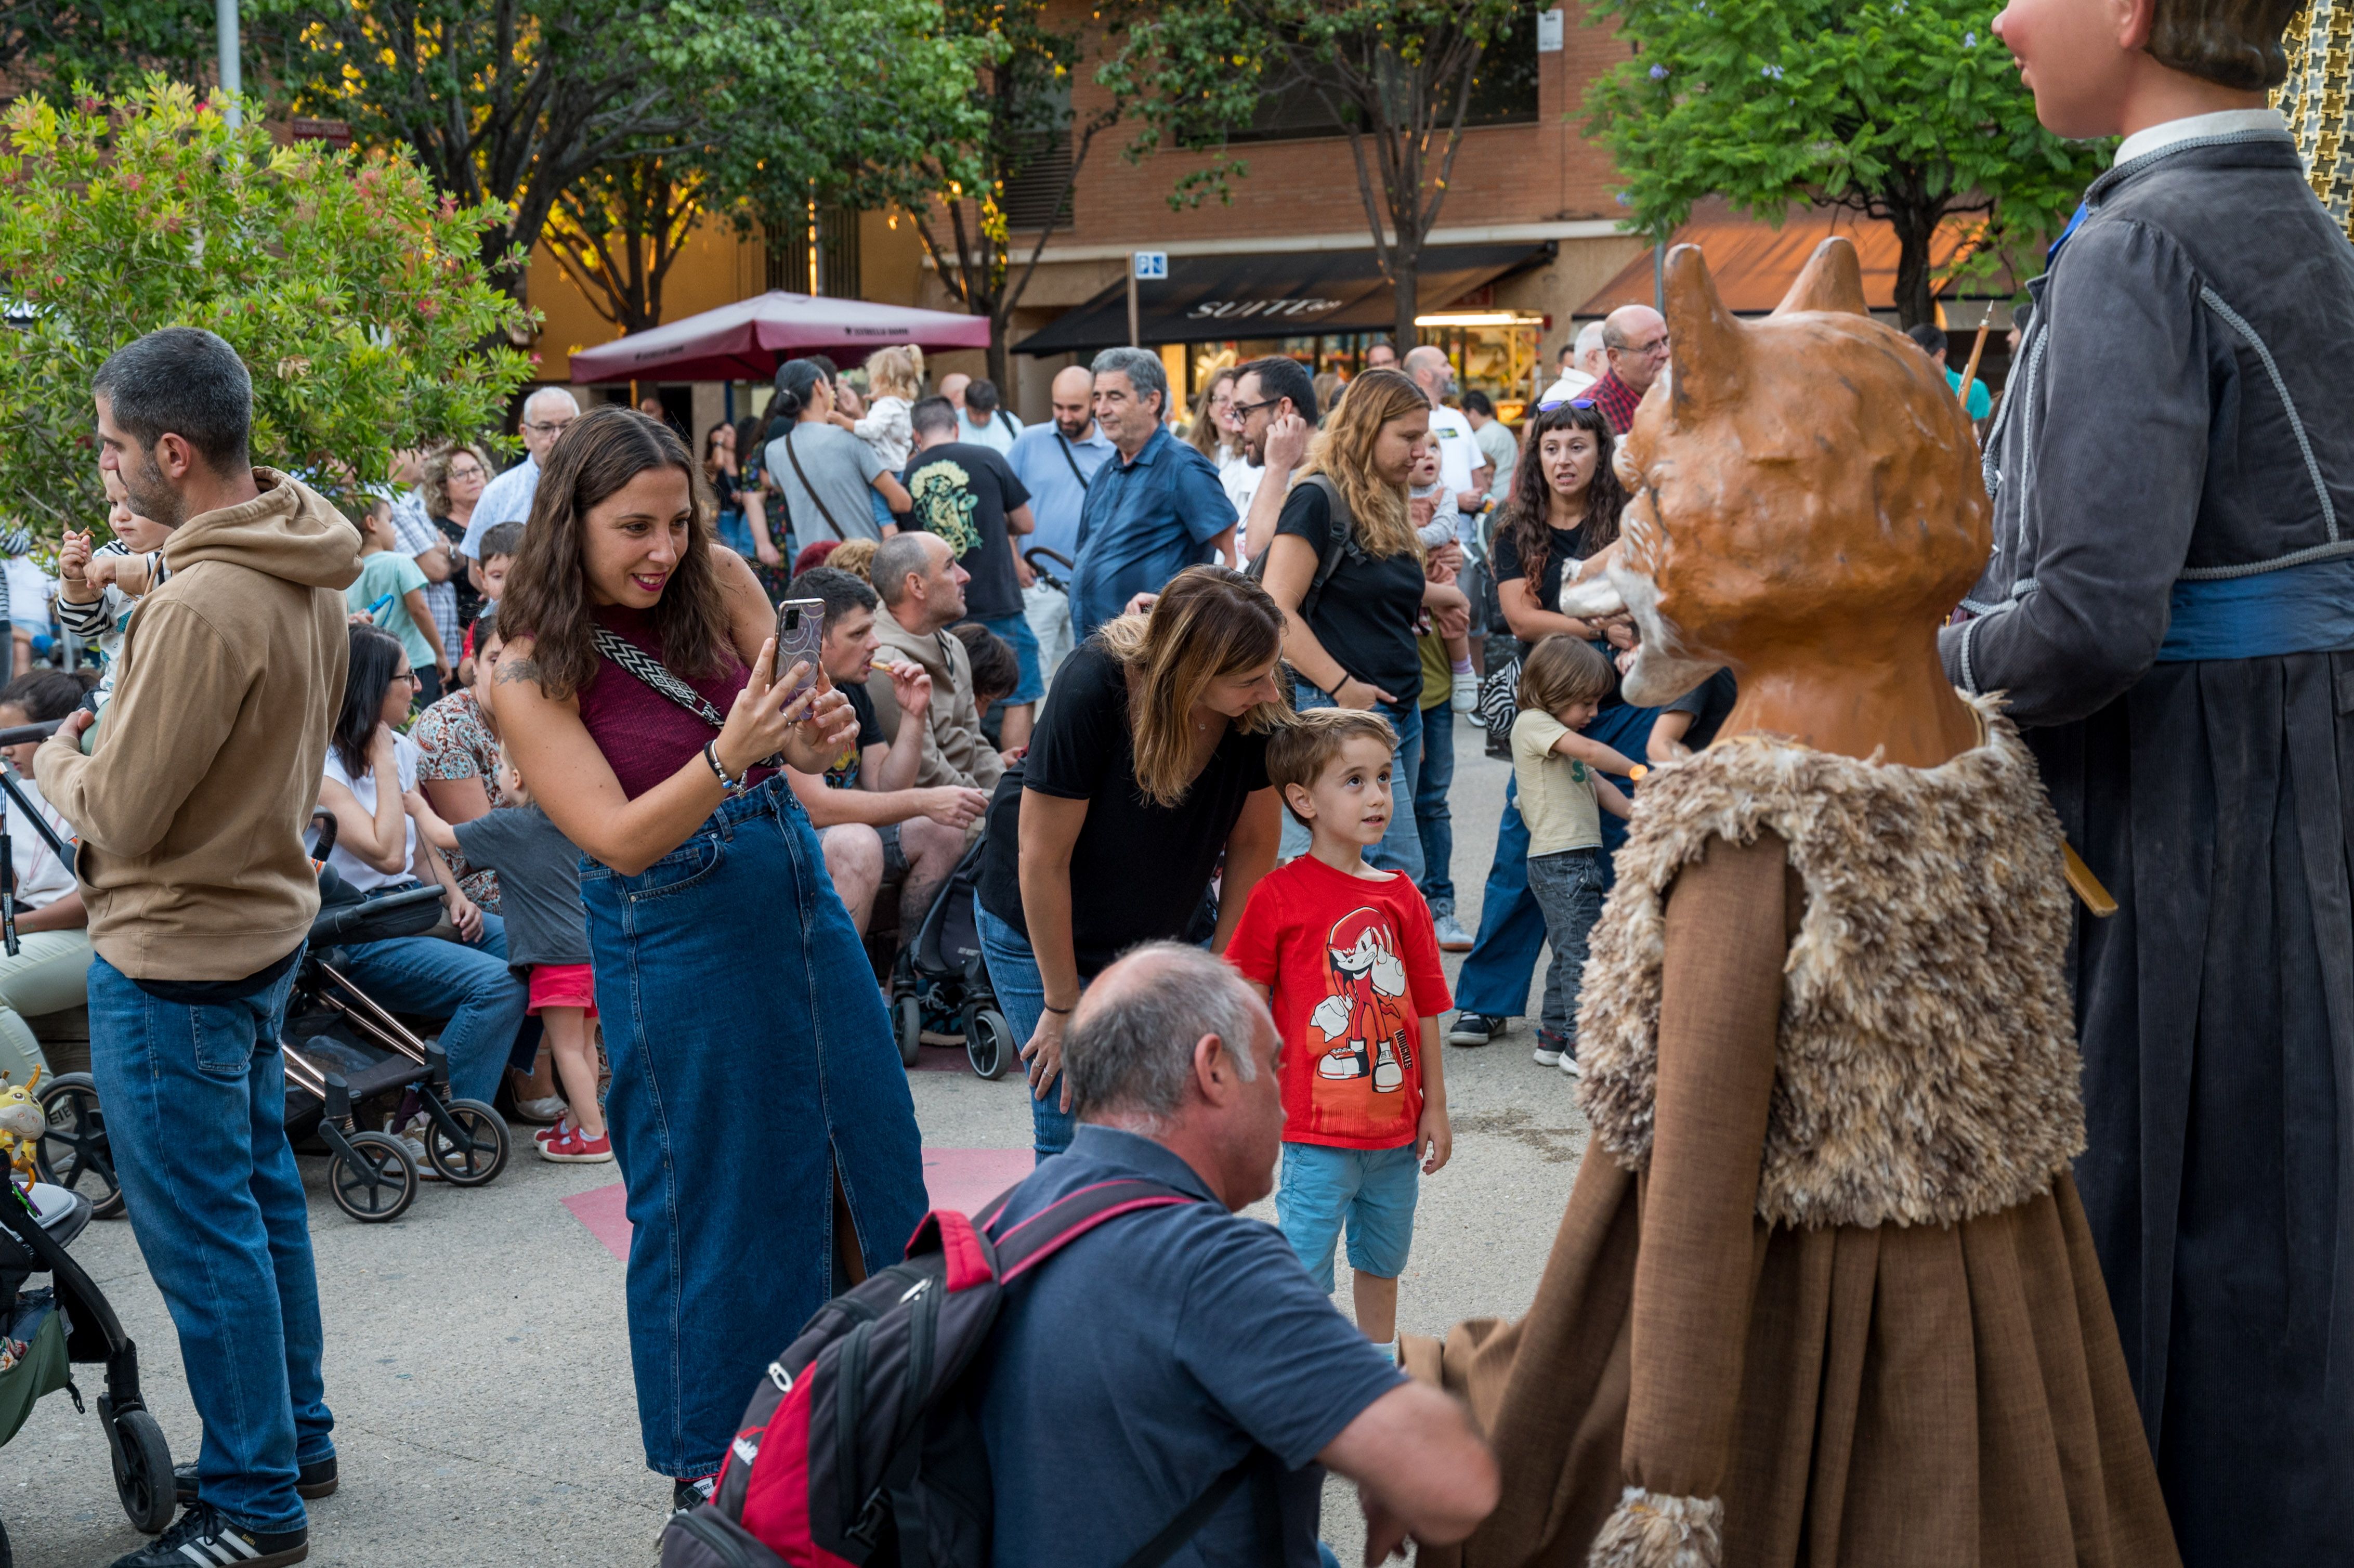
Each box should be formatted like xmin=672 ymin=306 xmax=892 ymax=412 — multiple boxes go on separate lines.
xmin=971 ymin=610 xmax=1046 ymax=704
xmin=1277 ymin=1140 xmax=1420 ymax=1292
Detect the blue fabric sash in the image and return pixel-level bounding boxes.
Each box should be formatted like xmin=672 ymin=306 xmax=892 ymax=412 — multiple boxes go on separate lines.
xmin=2157 ymin=555 xmax=2354 ymax=662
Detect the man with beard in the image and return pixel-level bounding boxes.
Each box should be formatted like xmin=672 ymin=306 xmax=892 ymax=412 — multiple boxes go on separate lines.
xmin=39 ymin=328 xmax=362 ymax=1568
xmin=1009 ymin=364 xmax=1115 ymax=678
xmin=1226 ymin=356 xmax=1320 ymax=564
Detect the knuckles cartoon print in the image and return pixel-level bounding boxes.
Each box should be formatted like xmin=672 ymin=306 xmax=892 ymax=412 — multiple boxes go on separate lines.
xmin=1308 ymin=906 xmax=1415 ymax=1092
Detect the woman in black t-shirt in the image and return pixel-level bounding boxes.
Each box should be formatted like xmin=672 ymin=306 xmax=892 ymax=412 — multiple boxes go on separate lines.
xmin=1489 ymin=399 xmax=1629 ymax=658
xmin=1260 ymin=368 xmax=1469 ymax=881
xmin=975 ymin=567 xmax=1288 ymax=1159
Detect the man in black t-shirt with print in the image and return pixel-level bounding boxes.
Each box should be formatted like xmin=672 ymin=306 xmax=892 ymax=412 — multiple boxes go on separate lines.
xmin=782 ymin=567 xmax=989 ymax=936
xmin=900 ymin=396 xmax=1044 ymax=749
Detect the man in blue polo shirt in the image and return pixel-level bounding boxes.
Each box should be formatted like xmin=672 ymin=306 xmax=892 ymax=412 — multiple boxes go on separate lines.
xmin=973 ymin=942 xmax=1498 ymax=1567
xmin=1068 ymin=347 xmax=1238 ymax=641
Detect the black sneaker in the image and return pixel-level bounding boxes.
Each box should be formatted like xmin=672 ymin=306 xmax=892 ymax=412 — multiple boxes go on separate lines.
xmin=673 ymin=1474 xmax=718 ymax=1514
xmin=109 ymin=1501 xmax=307 ymax=1567
xmin=175 ymin=1453 xmax=338 ymax=1507
xmin=1448 ymin=1011 xmax=1509 ymax=1046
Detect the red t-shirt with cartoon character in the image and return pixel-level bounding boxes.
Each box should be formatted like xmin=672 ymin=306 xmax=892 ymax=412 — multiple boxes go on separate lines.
xmin=1226 ymin=855 xmax=1453 ymax=1149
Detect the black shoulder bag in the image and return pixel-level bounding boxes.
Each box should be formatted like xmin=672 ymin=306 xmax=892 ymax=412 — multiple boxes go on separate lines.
xmin=1243 ymin=472 xmax=1363 ymax=625
xmin=782 ymin=427 xmax=849 ymax=541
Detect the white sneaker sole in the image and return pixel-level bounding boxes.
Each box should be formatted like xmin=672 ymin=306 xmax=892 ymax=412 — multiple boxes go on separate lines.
xmin=539 ymin=1144 xmax=614 ymax=1164
xmin=1558 ymin=1054 xmax=1582 ymax=1078
xmin=1532 ymin=1048 xmax=1563 ymax=1066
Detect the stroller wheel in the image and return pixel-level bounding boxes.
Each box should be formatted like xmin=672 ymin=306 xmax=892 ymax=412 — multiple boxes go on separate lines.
xmin=966 ymin=1008 xmax=1013 ymax=1081
xmin=894 ymin=995 xmax=922 ymax=1068
xmin=426 ymin=1099 xmax=511 ymax=1187
xmin=110 ymin=1407 xmax=176 ymax=1533
xmin=330 ymin=1131 xmax=419 ymax=1223
xmin=35 ymin=1073 xmax=123 ymax=1220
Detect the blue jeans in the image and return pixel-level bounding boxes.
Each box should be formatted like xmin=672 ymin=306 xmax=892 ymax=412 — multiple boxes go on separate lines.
xmin=1525 ymin=848 xmax=1605 ymax=1043
xmin=1281 ymin=683 xmax=1424 ymax=883
xmin=87 ymin=952 xmax=330 ymax=1536
xmin=715 ymin=509 xmax=754 ymax=558
xmin=580 ymin=777 xmax=926 ymax=1477
xmin=1416 ymin=702 xmax=1455 ymax=916
xmin=971 ymin=610 xmax=1046 ymax=704
xmin=1455 ymin=697 xmax=1659 ymax=1018
xmin=976 ymin=903 xmax=1079 ymax=1161
xmin=333 ymin=909 xmax=526 ymax=1105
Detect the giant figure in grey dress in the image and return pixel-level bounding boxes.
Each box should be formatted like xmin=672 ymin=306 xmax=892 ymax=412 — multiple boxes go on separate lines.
xmin=1940 ymin=115 xmax=2354 ymax=1563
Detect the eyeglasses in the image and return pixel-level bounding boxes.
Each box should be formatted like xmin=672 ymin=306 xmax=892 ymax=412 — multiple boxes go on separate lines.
xmin=1536 ymin=398 xmax=1598 ymax=413
xmin=1225 ymin=397 xmax=1284 ymax=424
xmin=395 ymin=669 xmax=423 ymax=687
xmin=522 ymin=418 xmax=575 ymax=436
xmin=447 ymin=465 xmax=485 ymax=481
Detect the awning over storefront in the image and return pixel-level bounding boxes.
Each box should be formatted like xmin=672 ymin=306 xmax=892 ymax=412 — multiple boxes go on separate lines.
xmin=1577 ymin=211 xmax=2019 ymax=317
xmin=1014 ymin=242 xmax=1550 ymax=356
xmin=567 ymin=291 xmax=993 ymax=384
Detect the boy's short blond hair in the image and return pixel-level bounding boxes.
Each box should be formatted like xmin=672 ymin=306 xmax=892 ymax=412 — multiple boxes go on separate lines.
xmin=1517 ymin=634 xmax=1615 ymax=716
xmin=1265 ymin=708 xmax=1397 ymax=825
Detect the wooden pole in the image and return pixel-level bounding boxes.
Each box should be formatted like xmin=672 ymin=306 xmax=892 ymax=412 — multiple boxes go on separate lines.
xmin=1957 ymin=317 xmax=1992 ymax=408
xmin=1127 ymin=255 xmax=1140 ymax=349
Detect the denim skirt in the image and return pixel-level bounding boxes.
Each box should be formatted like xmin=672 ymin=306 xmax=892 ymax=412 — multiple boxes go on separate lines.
xmin=579 ymin=776 xmax=927 ymax=1478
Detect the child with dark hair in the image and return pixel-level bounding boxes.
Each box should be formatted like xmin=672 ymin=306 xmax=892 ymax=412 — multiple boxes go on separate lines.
xmin=1510 ymin=634 xmax=1638 ymax=1076
xmin=949 ymin=621 xmax=1020 ymax=715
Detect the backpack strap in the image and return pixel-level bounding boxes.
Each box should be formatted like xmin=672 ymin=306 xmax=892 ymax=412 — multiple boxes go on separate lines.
xmin=987 ymin=1178 xmax=1197 ymax=1283
xmin=1243 ymin=473 xmax=1361 ymax=626
xmin=1117 ymin=1446 xmax=1286 ymax=1568
xmin=1056 ymin=433 xmax=1094 ymax=491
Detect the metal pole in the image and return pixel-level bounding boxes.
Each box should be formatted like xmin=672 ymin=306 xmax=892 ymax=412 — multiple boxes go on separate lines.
xmin=216 ymin=0 xmax=241 ymax=126
xmin=1127 ymin=254 xmax=1141 ymax=349
xmin=1653 ymin=236 xmax=1665 ymax=313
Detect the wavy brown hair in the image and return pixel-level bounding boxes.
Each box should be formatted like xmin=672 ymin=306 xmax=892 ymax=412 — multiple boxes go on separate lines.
xmin=1095 ymin=566 xmax=1291 ymax=806
xmin=500 ymin=406 xmax=728 ymax=700
xmin=420 ymin=442 xmax=493 ymax=521
xmin=1495 ymin=399 xmax=1625 ymax=600
xmin=1292 ymin=366 xmax=1424 ymax=559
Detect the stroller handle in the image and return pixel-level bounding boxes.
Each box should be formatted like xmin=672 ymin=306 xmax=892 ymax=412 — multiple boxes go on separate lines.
xmin=0 ymin=719 xmax=62 ymax=748
xmin=1022 ymin=546 xmax=1075 ymax=574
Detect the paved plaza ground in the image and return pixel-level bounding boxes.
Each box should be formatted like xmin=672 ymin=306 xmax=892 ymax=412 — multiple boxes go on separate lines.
xmin=12 ymin=737 xmax=1589 ymax=1567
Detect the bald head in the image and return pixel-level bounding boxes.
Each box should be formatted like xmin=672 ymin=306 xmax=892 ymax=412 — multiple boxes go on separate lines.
xmin=1402 ymin=344 xmax=1455 ymax=407
xmin=519 ymin=385 xmax=581 ymax=462
xmin=939 ymin=372 xmax=971 ymax=412
xmin=1602 ymin=305 xmax=1670 ymax=395
xmin=1050 ymin=364 xmax=1096 ymax=441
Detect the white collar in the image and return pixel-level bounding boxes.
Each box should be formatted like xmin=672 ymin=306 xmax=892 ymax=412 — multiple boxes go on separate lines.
xmin=2113 ymin=107 xmax=2287 ymax=167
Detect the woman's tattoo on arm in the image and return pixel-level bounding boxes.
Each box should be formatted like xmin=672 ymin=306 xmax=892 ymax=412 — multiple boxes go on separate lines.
xmin=497 ymin=655 xmax=541 ymax=686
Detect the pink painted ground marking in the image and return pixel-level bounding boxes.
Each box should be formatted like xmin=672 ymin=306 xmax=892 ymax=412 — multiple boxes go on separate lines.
xmin=562 ymin=1146 xmax=1034 ymax=1262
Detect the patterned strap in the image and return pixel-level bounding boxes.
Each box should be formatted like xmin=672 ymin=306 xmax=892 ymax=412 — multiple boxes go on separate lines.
xmin=592 ymin=628 xmax=782 ymax=768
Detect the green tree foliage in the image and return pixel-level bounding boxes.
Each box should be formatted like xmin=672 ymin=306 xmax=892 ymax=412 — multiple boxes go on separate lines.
xmin=0 ymin=0 xmax=216 ymax=96
xmin=0 ymin=80 xmax=534 ymax=534
xmin=1116 ymin=0 xmax=1529 ymax=342
xmin=1586 ymin=0 xmax=2108 ymax=326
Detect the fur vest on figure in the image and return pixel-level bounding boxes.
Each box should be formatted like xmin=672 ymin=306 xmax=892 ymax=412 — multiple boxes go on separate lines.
xmin=1576 ymin=697 xmax=2086 ymax=1230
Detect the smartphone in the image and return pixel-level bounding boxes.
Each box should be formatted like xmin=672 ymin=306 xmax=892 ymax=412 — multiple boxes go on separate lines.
xmin=774 ymin=598 xmax=826 ymax=702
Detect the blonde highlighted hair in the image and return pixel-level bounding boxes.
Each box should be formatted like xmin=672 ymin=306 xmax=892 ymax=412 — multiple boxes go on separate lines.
xmin=1096 ymin=566 xmax=1292 ymax=806
xmin=866 ymin=345 xmax=922 ymax=402
xmin=1292 ymin=365 xmax=1425 ymax=559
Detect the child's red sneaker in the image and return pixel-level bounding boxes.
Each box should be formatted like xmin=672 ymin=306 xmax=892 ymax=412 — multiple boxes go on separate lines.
xmin=538 ymin=1125 xmax=612 ymax=1164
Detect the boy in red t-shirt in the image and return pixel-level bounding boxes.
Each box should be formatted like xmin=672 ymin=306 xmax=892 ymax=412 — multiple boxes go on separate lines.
xmin=1227 ymin=709 xmax=1452 ymax=1360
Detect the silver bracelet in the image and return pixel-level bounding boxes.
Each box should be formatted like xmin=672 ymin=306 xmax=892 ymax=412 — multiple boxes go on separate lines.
xmin=703 ymin=739 xmax=750 ymax=795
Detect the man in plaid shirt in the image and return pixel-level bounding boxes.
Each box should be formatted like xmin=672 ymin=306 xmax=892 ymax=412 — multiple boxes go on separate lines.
xmin=1585 ymin=305 xmax=1671 ymax=435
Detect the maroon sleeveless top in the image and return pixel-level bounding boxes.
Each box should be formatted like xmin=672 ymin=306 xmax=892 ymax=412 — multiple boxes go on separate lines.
xmin=577 ymin=604 xmax=776 ymax=800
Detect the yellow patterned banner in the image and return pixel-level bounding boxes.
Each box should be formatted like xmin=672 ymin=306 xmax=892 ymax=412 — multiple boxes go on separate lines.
xmin=2279 ymin=3 xmax=2353 ymax=237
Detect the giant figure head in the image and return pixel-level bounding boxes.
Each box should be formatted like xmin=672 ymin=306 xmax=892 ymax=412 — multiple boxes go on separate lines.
xmin=1564 ymin=238 xmax=1991 ymax=708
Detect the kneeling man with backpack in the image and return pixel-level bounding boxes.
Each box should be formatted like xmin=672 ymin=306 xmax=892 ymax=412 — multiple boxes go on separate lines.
xmin=667 ymin=940 xmax=1498 ymax=1568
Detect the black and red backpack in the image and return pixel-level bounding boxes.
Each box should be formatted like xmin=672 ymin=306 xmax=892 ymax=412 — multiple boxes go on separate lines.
xmin=661 ymin=1178 xmax=1283 ymax=1568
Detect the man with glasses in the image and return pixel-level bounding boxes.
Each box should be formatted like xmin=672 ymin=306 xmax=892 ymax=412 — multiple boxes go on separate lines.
xmin=1226 ymin=357 xmax=1319 ymax=563
xmin=1587 ymin=305 xmax=1670 ymax=435
xmin=461 ymin=385 xmax=579 ymax=557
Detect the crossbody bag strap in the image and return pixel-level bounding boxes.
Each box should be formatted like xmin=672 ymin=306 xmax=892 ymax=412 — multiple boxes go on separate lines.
xmin=783 ymin=427 xmax=848 ymax=541
xmin=592 ymin=628 xmax=782 ymax=767
xmin=1117 ymin=1446 xmax=1286 ymax=1568
xmin=1056 ymin=433 xmax=1093 ymax=491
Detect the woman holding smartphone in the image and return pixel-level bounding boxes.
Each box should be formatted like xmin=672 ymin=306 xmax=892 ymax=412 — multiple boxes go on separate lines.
xmin=495 ymin=407 xmax=925 ymax=1510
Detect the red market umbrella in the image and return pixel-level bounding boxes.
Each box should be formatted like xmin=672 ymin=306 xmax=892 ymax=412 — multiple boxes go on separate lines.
xmin=566 ymin=292 xmax=992 ymax=384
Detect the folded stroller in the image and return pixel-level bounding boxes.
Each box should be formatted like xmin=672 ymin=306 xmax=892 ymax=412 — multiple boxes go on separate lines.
xmin=887 ymin=835 xmax=1014 ymax=1080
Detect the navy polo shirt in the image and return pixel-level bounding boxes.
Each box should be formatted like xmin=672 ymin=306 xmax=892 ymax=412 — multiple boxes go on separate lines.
xmin=1068 ymin=425 xmax=1238 ymax=642
xmin=973 ymin=1125 xmax=1405 ymax=1567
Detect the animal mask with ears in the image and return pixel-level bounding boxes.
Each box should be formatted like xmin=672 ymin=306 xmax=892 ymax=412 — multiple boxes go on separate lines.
xmin=1562 ymin=237 xmax=1990 ymax=707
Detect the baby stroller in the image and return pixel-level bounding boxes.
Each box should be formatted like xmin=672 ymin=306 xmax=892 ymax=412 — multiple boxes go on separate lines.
xmin=887 ymin=835 xmax=1015 ymax=1081
xmin=275 ymin=812 xmax=511 ymax=1224
xmin=1 ymin=1179 xmax=181 ymax=1559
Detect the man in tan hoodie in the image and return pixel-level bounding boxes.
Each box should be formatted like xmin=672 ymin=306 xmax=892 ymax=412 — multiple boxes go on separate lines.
xmin=866 ymin=530 xmax=1005 ymax=802
xmin=37 ymin=328 xmax=359 ymax=1568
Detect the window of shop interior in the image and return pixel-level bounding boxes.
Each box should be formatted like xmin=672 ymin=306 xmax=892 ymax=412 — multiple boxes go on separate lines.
xmin=1174 ymin=328 xmax=1542 ymax=421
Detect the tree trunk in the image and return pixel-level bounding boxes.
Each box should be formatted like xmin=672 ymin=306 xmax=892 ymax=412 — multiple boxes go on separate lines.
xmin=1888 ymin=202 xmax=1941 ymax=329
xmin=1392 ymin=238 xmax=1422 ymax=347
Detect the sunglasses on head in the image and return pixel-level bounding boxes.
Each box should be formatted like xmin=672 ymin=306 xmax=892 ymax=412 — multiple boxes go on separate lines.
xmin=1537 ymin=398 xmax=1598 ymax=413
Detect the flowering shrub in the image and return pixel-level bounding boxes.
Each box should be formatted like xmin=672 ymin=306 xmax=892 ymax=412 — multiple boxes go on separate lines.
xmin=0 ymin=78 xmax=535 ymax=535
